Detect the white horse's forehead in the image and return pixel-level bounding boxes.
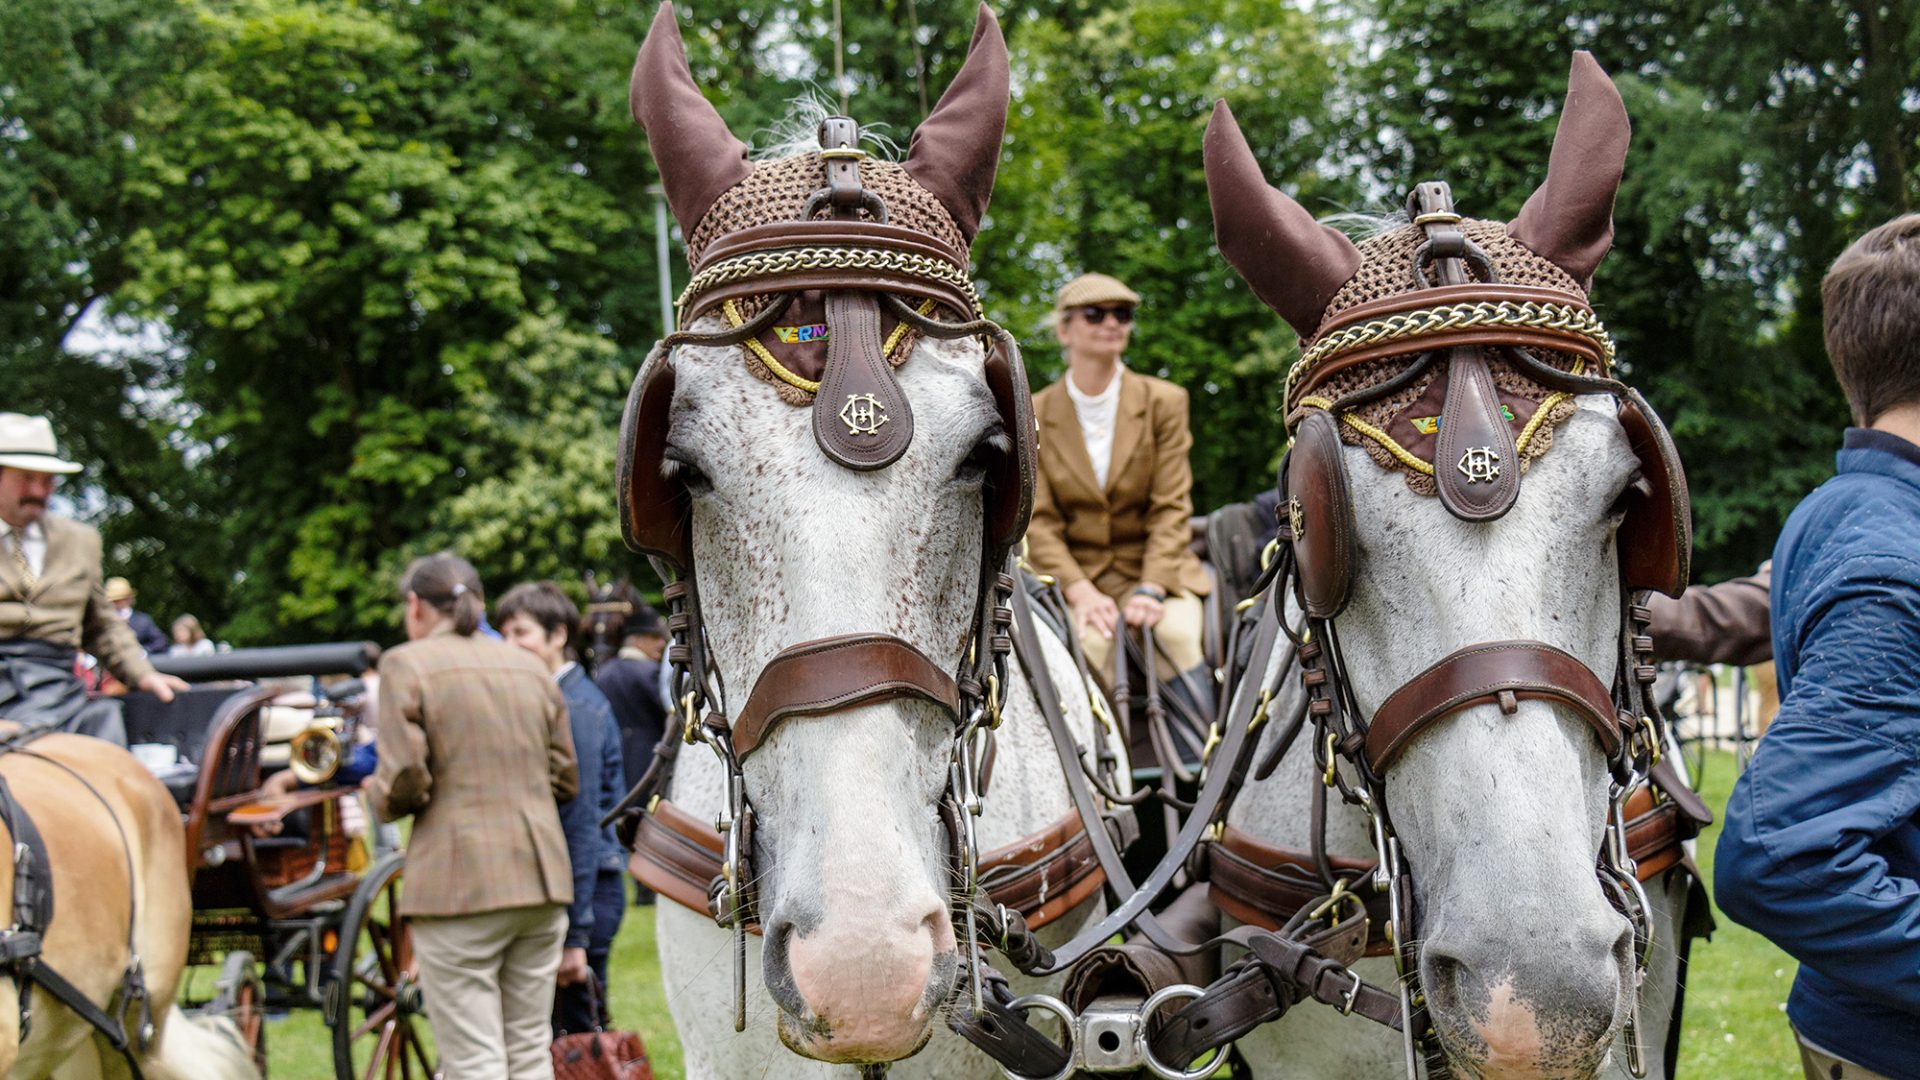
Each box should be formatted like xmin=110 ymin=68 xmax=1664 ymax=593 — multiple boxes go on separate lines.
xmin=667 ymin=333 xmax=996 ymax=680
xmin=1344 ymin=395 xmax=1634 ymax=657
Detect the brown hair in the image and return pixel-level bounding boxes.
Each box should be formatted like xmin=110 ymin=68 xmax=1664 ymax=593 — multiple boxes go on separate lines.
xmin=494 ymin=581 xmax=580 ymax=648
xmin=172 ymin=614 xmax=206 ymax=644
xmin=1822 ymin=213 xmax=1920 ymax=425
xmin=399 ymin=552 xmax=485 ymax=636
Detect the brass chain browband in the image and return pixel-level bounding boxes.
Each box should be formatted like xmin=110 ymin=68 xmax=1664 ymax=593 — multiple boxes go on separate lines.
xmin=676 ymin=245 xmax=983 ymax=325
xmin=1286 ymin=298 xmax=1616 ymax=411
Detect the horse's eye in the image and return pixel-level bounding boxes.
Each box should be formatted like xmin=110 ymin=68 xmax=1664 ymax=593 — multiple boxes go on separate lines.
xmin=956 ymin=430 xmax=1009 ymax=484
xmin=663 ymin=449 xmax=712 ymax=494
xmin=1607 ymin=468 xmax=1649 ymax=522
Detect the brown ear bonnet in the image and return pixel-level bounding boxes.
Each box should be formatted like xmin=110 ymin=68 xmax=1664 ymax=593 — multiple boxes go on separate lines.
xmin=617 ymin=3 xmax=1032 ymax=573
xmin=1208 ymin=52 xmax=1690 ymax=599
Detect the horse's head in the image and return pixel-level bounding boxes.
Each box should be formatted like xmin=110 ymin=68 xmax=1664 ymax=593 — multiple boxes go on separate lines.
xmin=619 ymin=4 xmax=1024 ymax=1063
xmin=1209 ymin=54 xmax=1689 ymax=1078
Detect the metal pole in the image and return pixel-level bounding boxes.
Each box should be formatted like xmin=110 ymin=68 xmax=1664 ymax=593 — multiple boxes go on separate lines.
xmin=832 ymin=0 xmax=847 ymax=113
xmin=649 ymin=184 xmax=674 ymax=336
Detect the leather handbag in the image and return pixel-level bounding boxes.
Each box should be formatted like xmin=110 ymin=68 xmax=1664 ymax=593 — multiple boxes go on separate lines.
xmin=552 ymin=976 xmax=654 ymax=1080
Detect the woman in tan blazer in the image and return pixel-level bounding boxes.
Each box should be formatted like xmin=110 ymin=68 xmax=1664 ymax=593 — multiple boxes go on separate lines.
xmin=1027 ymin=274 xmax=1211 ymax=682
xmin=369 ymin=553 xmax=578 ymax=1080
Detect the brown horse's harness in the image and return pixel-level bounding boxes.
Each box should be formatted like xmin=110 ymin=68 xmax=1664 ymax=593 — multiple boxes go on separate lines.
xmin=0 ymin=730 xmax=155 ymax=1077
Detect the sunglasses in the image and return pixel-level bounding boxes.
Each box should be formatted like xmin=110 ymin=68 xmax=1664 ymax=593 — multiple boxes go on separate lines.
xmin=1075 ymin=305 xmax=1136 ymax=325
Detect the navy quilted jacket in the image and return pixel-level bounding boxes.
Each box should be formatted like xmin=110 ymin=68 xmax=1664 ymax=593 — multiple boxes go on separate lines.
xmin=1716 ymin=428 xmax=1920 ymax=1079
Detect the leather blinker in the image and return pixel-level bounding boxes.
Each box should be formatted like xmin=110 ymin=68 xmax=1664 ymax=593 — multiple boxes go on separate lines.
xmin=1285 ymin=410 xmax=1358 ymax=619
xmin=814 ymin=291 xmax=915 ymax=470
xmin=982 ymin=333 xmax=1037 ymax=566
xmin=1617 ymin=389 xmax=1692 ymax=597
xmin=618 ymin=347 xmax=693 ymax=570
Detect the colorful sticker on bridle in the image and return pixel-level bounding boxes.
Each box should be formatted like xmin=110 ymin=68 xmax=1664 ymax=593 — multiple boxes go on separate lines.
xmin=1408 ymin=405 xmax=1514 ymax=435
xmin=774 ymin=324 xmax=829 ymax=344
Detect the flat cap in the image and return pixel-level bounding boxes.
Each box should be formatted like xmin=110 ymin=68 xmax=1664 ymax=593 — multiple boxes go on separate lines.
xmin=1054 ymin=272 xmax=1141 ymax=311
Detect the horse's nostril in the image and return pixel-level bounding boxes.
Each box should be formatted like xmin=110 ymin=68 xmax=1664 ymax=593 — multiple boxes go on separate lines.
xmin=1423 ymin=952 xmax=1469 ymax=1012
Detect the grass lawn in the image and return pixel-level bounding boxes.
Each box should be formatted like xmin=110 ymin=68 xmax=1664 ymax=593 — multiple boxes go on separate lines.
xmin=1675 ymin=749 xmax=1802 ymax=1077
xmin=246 ymin=750 xmax=1798 ymax=1078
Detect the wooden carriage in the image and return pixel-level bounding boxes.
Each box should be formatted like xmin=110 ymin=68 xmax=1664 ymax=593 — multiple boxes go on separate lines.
xmin=123 ymin=643 xmax=434 ymax=1080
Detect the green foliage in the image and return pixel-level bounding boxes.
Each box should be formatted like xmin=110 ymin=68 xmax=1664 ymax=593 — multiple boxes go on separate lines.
xmin=104 ymin=0 xmax=662 ymax=639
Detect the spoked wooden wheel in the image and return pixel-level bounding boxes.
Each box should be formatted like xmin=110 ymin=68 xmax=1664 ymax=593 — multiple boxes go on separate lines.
xmin=327 ymin=852 xmax=438 ymax=1080
xmin=208 ymin=949 xmax=268 ymax=1073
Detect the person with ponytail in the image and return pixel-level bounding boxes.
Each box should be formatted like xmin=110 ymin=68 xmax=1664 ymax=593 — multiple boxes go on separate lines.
xmin=369 ymin=552 xmax=580 ymax=1080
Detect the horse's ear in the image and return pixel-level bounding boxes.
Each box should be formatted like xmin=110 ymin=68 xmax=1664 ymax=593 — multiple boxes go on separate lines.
xmin=1506 ymin=51 xmax=1630 ymax=286
xmin=630 ymin=1 xmax=753 ymax=237
xmin=1203 ymin=101 xmax=1362 ymax=339
xmin=903 ymin=4 xmax=1009 ymax=246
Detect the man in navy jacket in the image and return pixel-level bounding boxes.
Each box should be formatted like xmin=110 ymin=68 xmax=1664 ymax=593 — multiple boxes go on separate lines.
xmin=497 ymin=582 xmax=628 ymax=1035
xmin=1717 ymin=214 xmax=1920 ymax=1080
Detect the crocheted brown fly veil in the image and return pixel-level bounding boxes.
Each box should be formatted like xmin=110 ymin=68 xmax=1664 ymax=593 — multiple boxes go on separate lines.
xmin=1206 ymin=50 xmax=1634 ymax=521
xmin=632 ymin=1 xmax=1009 ymax=415
xmin=685 ymin=154 xmax=971 ymax=405
xmin=1295 ymin=219 xmax=1592 ymax=495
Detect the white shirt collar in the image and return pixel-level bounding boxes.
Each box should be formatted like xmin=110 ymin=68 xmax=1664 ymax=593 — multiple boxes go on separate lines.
xmin=0 ymin=519 xmax=44 ymax=542
xmin=1064 ymin=366 xmax=1122 ymax=407
xmin=553 ymin=659 xmax=580 ymax=683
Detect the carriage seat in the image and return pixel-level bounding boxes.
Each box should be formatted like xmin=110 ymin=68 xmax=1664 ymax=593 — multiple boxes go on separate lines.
xmin=122 ymin=686 xmax=243 ymax=806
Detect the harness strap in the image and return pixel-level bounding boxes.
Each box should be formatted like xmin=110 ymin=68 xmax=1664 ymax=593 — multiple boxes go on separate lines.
xmin=1146 ymin=921 xmax=1402 ymax=1071
xmin=628 ymin=798 xmax=1104 ymax=934
xmin=1364 ymin=639 xmax=1620 ymax=772
xmin=1017 ymin=586 xmax=1289 ymax=973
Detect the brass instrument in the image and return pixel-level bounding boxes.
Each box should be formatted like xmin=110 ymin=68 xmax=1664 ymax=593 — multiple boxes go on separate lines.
xmin=288 ymin=720 xmax=342 ymax=785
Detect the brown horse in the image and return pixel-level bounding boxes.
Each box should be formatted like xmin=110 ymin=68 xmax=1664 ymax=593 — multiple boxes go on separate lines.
xmin=0 ymin=731 xmax=258 ymax=1080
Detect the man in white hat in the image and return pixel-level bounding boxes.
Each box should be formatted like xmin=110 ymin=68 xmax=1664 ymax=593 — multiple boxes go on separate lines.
xmin=0 ymin=414 xmax=187 ymax=743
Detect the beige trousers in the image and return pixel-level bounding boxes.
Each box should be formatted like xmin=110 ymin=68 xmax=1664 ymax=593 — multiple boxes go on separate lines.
xmin=412 ymin=903 xmax=568 ymax=1080
xmin=1796 ymin=1026 xmax=1892 ymax=1080
xmin=1077 ymin=593 xmax=1206 ymax=681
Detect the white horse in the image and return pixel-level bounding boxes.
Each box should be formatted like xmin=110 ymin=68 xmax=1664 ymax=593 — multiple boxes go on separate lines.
xmin=1202 ymin=52 xmax=1700 ymax=1080
xmin=1225 ymin=403 xmax=1693 ymax=1079
xmin=620 ymin=6 xmax=1122 ymax=1075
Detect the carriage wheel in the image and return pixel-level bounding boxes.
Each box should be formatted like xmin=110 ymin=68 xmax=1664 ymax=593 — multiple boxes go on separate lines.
xmin=208 ymin=949 xmax=268 ymax=1074
xmin=327 ymin=852 xmax=438 ymax=1080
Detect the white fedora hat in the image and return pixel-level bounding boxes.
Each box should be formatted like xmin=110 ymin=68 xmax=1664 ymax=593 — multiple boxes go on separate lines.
xmin=0 ymin=414 xmax=82 ymax=474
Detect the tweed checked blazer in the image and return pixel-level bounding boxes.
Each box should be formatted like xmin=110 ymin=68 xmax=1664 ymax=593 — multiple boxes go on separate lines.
xmin=1028 ymin=370 xmax=1212 ymax=600
xmin=0 ymin=515 xmax=154 ymax=684
xmin=369 ymin=625 xmax=579 ymax=916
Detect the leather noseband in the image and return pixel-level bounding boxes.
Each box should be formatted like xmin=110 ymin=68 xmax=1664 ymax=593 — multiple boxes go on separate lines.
xmin=1363 ymin=639 xmax=1620 ymax=774
xmin=732 ymin=633 xmax=960 ymax=757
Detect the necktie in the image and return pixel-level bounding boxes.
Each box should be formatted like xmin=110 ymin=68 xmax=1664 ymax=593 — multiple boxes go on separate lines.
xmin=7 ymin=530 xmax=33 ymax=587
